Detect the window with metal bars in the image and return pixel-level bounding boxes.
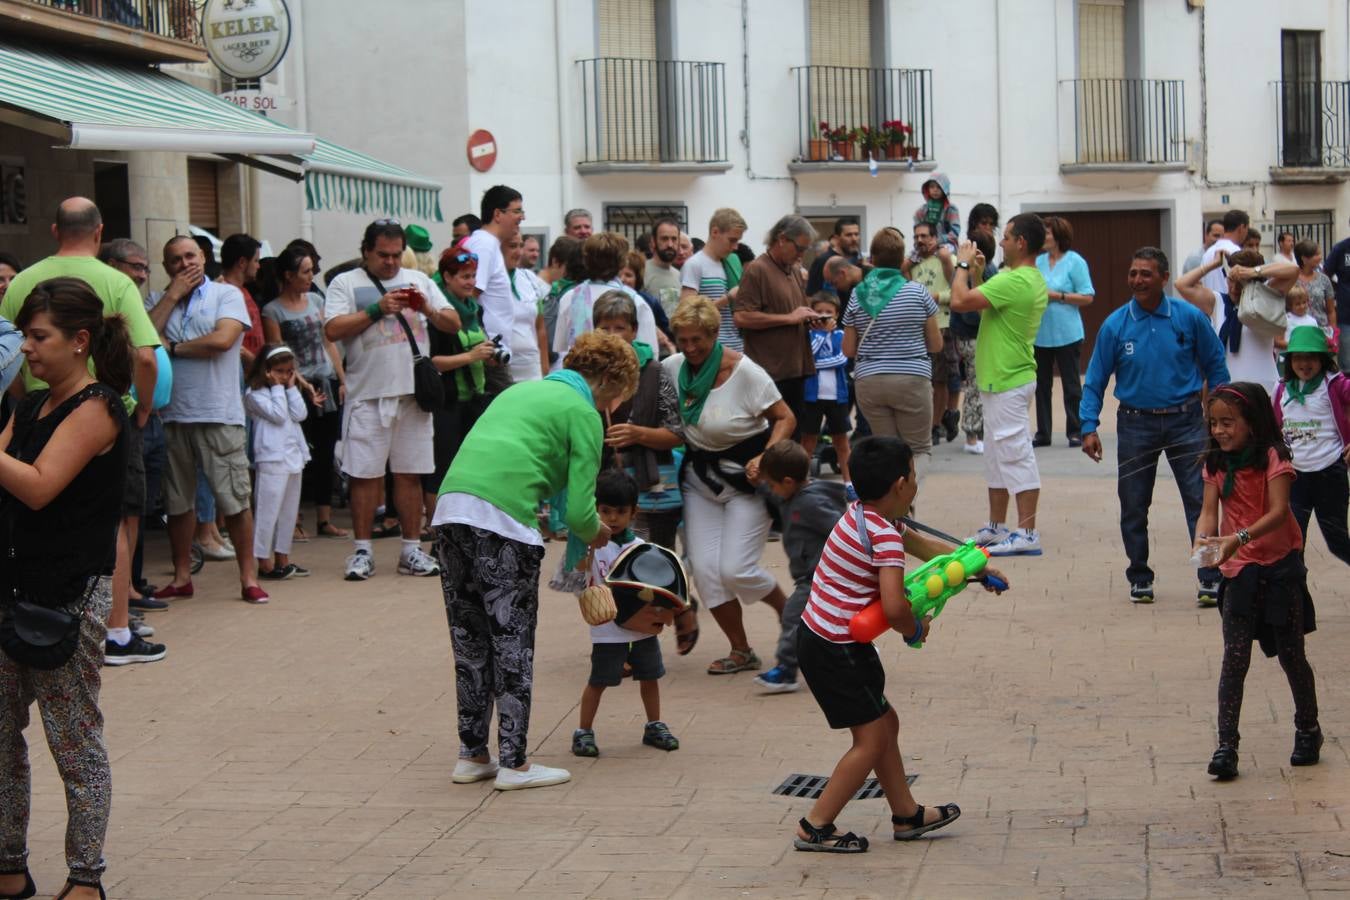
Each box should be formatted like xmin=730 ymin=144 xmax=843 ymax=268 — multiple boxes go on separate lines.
xmin=603 ymin=203 xmax=688 ymax=248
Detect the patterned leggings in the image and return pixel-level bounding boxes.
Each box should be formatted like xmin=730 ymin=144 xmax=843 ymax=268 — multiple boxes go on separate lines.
xmin=956 ymin=337 xmax=984 ymax=439
xmin=0 ymin=577 xmax=112 ymax=886
xmin=1216 ymin=596 xmax=1319 ymax=748
xmin=434 ymin=524 xmax=545 ymax=770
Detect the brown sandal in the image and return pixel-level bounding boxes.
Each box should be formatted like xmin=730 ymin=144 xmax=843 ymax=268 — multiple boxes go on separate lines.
xmin=707 ymin=648 xmax=760 ymax=675
xmin=317 ymin=520 xmax=349 ymax=538
xmin=674 ymin=607 xmax=700 ymax=656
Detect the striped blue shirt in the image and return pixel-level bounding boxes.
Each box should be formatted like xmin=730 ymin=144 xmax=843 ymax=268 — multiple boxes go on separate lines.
xmin=842 ymin=282 xmax=937 ymax=379
xmin=681 ymin=250 xmax=742 ymax=351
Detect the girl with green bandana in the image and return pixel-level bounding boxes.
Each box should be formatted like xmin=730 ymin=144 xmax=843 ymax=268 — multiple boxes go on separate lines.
xmin=433 ymin=331 xmax=639 ymax=791
xmin=1195 ymin=381 xmax=1320 ymax=782
xmin=663 ymin=296 xmax=797 ymax=675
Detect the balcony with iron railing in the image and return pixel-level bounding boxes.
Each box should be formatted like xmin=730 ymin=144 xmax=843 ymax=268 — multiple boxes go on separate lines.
xmin=1271 ymin=81 xmax=1350 ymax=183
xmin=1059 ymin=78 xmax=1187 ymax=173
xmin=0 ymin=0 xmax=206 ymax=64
xmin=576 ymin=57 xmax=731 ymax=174
xmin=788 ymin=65 xmax=935 ymax=172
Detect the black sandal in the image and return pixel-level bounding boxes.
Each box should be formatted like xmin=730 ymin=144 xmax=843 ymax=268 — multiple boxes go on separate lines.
xmin=793 ymin=817 xmax=869 ymax=853
xmin=893 ymin=803 xmax=961 ymax=840
xmin=0 ymin=868 xmax=35 ymax=900
xmin=54 ymin=881 xmax=104 ymax=900
xmin=674 ymin=607 xmax=700 ymax=656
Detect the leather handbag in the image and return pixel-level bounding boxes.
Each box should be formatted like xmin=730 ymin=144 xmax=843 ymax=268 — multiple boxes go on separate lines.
xmin=368 ymin=273 xmax=445 ymax=413
xmin=1237 ymin=280 xmax=1287 ymax=340
xmin=0 ymin=599 xmax=82 ymax=670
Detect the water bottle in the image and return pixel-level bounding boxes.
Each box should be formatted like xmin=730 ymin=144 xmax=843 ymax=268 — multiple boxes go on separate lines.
xmin=1190 ymin=537 xmax=1220 ymax=568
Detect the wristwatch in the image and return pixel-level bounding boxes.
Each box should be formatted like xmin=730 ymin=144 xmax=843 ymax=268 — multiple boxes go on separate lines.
xmin=956 ymin=261 xmax=971 ymax=270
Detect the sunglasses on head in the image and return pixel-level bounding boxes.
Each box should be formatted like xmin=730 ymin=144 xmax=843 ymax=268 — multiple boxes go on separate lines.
xmin=452 ymin=252 xmax=478 ymax=263
xmin=373 ymin=217 xmax=401 ymax=226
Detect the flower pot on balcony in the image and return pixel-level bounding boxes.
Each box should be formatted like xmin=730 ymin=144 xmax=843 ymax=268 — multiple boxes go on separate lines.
xmin=832 ymin=141 xmax=855 ymax=161
xmin=906 ymin=147 xmax=921 ymax=161
xmin=885 ymin=142 xmax=907 ymax=160
xmin=807 ymin=139 xmax=830 ymax=161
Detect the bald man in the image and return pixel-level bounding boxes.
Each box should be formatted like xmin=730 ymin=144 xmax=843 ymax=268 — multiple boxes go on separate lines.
xmin=1 ymin=197 xmax=167 ymax=664
xmin=823 ymin=255 xmax=863 ymax=302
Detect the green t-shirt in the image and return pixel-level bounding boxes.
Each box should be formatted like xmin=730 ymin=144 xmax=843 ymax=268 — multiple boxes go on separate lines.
xmin=1 ymin=255 xmax=162 ymax=413
xmin=973 ymin=265 xmax=1048 ymax=393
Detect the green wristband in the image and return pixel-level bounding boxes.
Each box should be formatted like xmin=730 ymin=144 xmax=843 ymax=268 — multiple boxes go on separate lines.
xmin=365 ymin=302 xmax=382 ymax=321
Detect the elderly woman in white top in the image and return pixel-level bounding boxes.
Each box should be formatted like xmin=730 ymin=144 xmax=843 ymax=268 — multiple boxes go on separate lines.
xmin=663 ymin=296 xmax=796 ymax=674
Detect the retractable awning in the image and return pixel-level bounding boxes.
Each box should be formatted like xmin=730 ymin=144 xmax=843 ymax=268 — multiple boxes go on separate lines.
xmin=0 ymin=40 xmax=314 ymax=155
xmin=0 ymin=40 xmax=444 ymax=221
xmin=303 ymin=138 xmax=444 ymax=223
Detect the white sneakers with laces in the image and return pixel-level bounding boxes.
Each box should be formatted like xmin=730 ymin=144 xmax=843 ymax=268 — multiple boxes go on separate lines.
xmin=987 ymin=529 xmax=1043 ymax=557
xmin=397 ymin=546 xmax=440 ymax=576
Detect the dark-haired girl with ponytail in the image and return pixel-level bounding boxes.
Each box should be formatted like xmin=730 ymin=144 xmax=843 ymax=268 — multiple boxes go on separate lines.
xmin=0 ymin=277 xmax=133 ymax=900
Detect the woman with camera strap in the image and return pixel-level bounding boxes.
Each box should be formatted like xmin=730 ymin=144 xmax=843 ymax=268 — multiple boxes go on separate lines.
xmin=0 ymin=278 xmax=133 ymax=900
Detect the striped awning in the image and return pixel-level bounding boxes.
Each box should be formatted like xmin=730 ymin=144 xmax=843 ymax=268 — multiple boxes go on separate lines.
xmin=0 ymin=40 xmax=444 ymax=221
xmin=303 ymin=139 xmax=443 ymax=223
xmin=0 ymin=39 xmax=314 ymax=155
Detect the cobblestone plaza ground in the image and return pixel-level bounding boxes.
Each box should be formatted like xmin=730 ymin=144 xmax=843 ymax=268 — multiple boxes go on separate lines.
xmin=21 ymin=407 xmax=1350 ymax=899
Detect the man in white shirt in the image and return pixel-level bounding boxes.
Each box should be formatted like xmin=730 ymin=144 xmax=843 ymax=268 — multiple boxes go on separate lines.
xmin=324 ymin=220 xmax=461 ymax=581
xmin=462 ymin=185 xmax=524 ymax=397
xmin=680 ymin=208 xmax=747 ymax=350
xmin=504 ymin=231 xmax=550 ymax=382
xmin=1181 ymin=219 xmax=1224 ymax=276
xmin=1275 ymin=231 xmax=1297 ymax=265
xmin=564 ymin=208 xmax=593 ymax=240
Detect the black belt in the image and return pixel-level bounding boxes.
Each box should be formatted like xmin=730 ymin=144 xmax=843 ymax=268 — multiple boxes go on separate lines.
xmin=1119 ymin=396 xmax=1201 ymax=416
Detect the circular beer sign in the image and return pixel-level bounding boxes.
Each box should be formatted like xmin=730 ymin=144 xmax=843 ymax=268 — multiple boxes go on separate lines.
xmin=201 ymin=0 xmax=293 ymax=80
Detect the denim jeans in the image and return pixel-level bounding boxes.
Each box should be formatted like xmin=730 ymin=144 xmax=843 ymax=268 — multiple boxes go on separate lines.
xmin=1115 ymin=404 xmax=1219 ymax=586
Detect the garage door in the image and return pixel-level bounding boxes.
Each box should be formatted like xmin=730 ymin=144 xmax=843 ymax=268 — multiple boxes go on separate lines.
xmin=1037 ymin=208 xmax=1162 ymax=370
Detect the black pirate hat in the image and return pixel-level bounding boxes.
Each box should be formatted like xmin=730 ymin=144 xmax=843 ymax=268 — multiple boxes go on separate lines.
xmin=606 ymin=543 xmax=690 ymax=626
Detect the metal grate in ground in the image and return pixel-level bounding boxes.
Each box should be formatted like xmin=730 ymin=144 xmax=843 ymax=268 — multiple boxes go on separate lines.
xmin=772 ymin=773 xmax=917 ymax=800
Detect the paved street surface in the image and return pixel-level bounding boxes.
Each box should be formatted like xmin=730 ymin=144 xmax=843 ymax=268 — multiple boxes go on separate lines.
xmin=20 ymin=403 xmax=1350 ymax=899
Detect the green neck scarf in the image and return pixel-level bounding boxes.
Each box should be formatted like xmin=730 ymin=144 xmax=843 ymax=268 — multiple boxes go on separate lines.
xmin=852 ymin=267 xmax=907 ymax=319
xmin=678 ymin=341 xmax=724 ymax=426
xmin=454 ymin=325 xmax=487 ymax=399
xmin=632 ymin=341 xmax=654 ymax=368
xmin=1219 ymin=446 xmax=1258 ymax=498
xmin=549 ymin=277 xmax=576 ymax=301
xmin=1286 ymin=372 xmax=1325 ymax=405
xmin=508 ymin=269 xmax=521 ymax=300
xmin=612 ymin=528 xmax=636 ymax=546
xmin=432 ymin=272 xmax=481 ymax=332
xmin=924 ymin=198 xmax=945 ymax=226
xmin=722 ymin=254 xmax=743 ymax=291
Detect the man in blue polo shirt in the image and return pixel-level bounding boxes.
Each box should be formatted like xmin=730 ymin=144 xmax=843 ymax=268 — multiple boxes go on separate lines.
xmin=1080 ymin=247 xmax=1230 ymax=606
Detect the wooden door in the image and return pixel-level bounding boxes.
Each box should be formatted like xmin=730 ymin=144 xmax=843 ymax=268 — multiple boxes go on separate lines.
xmin=1038 ymin=208 xmax=1161 ymax=370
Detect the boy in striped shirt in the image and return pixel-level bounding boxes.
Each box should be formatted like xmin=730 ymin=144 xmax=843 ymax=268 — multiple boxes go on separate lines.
xmin=792 ymin=436 xmax=963 ymax=853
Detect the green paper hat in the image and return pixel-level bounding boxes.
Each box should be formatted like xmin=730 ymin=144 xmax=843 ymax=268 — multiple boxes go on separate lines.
xmin=404 ymin=224 xmax=432 ymax=253
xmin=1281 ymin=325 xmax=1338 ymax=379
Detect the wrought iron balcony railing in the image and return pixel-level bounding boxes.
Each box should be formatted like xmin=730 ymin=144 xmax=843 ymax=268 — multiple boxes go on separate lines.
xmin=577 ymin=57 xmax=728 ymax=166
xmin=1273 ymin=80 xmax=1350 ymax=168
xmin=21 ymin=0 xmax=202 ymax=45
xmin=790 ymin=65 xmax=934 ymax=164
xmin=1064 ymin=78 xmax=1186 ymax=166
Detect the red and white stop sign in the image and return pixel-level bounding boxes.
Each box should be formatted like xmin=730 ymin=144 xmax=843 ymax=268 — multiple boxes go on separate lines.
xmin=467 ymin=129 xmax=497 ymax=173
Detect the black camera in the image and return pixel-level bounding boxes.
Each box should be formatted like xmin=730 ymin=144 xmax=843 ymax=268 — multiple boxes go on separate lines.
xmin=490 ymin=334 xmax=512 ymax=365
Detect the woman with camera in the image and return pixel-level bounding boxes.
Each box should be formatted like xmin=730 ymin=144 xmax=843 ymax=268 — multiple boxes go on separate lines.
xmin=0 ymin=278 xmax=134 ymax=900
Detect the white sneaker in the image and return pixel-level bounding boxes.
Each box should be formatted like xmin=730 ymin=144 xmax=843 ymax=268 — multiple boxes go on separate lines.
xmin=397 ymin=546 xmax=440 ymax=576
xmin=987 ymin=529 xmax=1043 ymax=557
xmin=493 ymin=763 xmax=571 ymax=791
xmin=973 ymin=523 xmax=1010 ymax=545
xmin=962 ymin=441 xmax=985 ymax=455
xmin=344 ymin=549 xmax=374 ymax=581
xmin=451 ymin=757 xmax=499 ymax=784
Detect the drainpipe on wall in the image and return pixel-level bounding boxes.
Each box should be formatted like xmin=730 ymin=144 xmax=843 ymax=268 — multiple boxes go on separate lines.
xmin=994 ymin=0 xmax=1006 ymax=217
xmin=1197 ymin=4 xmax=1208 ymax=185
xmin=740 ymin=0 xmax=793 ymax=192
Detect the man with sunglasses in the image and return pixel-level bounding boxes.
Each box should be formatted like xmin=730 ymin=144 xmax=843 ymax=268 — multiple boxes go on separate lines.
xmin=324 ymin=218 xmax=461 ymax=582
xmin=733 ymin=214 xmax=820 ymax=439
xmin=462 ymin=185 xmax=525 ymax=397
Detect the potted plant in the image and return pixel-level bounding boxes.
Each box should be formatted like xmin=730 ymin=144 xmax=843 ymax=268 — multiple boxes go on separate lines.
xmin=858 ymin=124 xmax=889 ymax=159
xmin=808 ymin=121 xmax=830 ymax=161
xmin=821 ymin=122 xmax=856 ymax=161
xmin=882 ymin=120 xmax=914 ymax=159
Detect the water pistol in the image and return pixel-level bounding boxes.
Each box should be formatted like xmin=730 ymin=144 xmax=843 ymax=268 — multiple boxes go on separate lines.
xmin=848 ymin=540 xmax=1006 ymax=645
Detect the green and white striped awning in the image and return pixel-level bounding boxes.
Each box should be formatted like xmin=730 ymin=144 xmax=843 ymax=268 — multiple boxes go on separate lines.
xmin=304 ymin=138 xmax=443 ymax=223
xmin=0 ymin=39 xmax=314 ymax=155
xmin=0 ymin=40 xmax=444 ymax=221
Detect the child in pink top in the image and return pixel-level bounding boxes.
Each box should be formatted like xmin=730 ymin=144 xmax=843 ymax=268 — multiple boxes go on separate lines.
xmin=1195 ymin=382 xmax=1320 ymax=782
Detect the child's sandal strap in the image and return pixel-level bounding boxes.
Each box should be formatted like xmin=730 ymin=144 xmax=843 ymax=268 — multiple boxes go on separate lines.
xmin=893 ymin=803 xmax=962 ymax=840
xmin=794 ymin=817 xmax=869 ymax=853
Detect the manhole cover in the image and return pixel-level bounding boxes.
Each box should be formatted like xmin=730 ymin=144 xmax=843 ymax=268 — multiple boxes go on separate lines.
xmin=773 ymin=773 xmax=917 ymax=800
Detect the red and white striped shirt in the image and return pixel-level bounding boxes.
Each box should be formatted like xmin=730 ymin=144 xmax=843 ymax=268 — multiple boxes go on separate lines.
xmin=801 ymin=502 xmax=906 ymax=643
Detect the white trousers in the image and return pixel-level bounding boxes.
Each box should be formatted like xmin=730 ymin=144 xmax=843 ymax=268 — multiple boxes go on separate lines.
xmin=680 ymin=471 xmax=777 ymax=609
xmin=253 ymin=462 xmax=303 ymax=560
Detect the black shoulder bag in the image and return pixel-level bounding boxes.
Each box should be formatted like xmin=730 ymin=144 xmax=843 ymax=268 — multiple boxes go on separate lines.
xmin=0 ymin=396 xmax=87 ymax=670
xmin=368 ymin=272 xmax=445 ymax=413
